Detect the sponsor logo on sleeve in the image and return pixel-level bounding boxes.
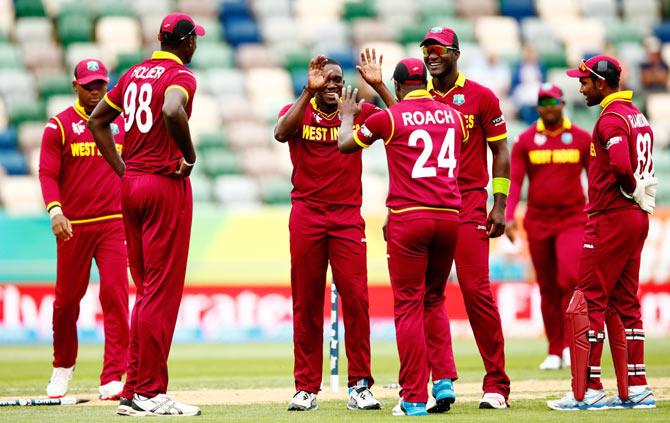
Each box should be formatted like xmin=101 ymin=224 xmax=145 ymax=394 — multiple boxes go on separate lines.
xmin=606 ymin=136 xmax=622 ymax=150
xmin=360 ymin=124 xmax=372 ymax=138
xmin=491 ymin=115 xmax=505 ymax=126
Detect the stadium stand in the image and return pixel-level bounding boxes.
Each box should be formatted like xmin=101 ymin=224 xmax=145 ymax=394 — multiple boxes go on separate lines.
xmin=0 ymin=0 xmax=669 ymax=214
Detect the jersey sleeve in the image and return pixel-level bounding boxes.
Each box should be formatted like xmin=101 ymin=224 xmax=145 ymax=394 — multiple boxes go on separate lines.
xmin=598 ymin=113 xmax=635 ymax=194
xmin=455 ymin=110 xmax=469 ymax=143
xmin=104 ymin=71 xmax=127 ymax=113
xmin=506 ymin=134 xmax=527 ymax=222
xmin=577 ymin=128 xmax=591 ymax=170
xmin=165 ymin=69 xmax=197 ymax=106
xmin=480 ymin=88 xmax=507 ymax=142
xmin=354 ymin=109 xmax=392 ymax=148
xmin=38 ymin=118 xmax=64 ymax=211
xmin=277 ymin=103 xmax=293 ymax=119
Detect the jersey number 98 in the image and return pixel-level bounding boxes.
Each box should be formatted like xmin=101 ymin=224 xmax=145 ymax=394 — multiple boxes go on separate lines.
xmin=123 ymin=82 xmax=153 ymax=133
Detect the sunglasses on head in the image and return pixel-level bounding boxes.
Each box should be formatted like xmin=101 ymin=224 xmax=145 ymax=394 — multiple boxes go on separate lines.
xmin=80 ymin=80 xmax=106 ymax=91
xmin=538 ymin=97 xmax=561 ymax=107
xmin=578 ymin=59 xmax=605 ymax=80
xmin=422 ymin=45 xmax=458 ymax=57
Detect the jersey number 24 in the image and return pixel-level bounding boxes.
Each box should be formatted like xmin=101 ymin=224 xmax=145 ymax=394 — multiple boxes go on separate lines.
xmin=409 ymin=128 xmax=457 ymax=178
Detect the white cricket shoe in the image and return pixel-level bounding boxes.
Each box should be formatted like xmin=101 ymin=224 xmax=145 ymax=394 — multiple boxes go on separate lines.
xmin=562 ymin=347 xmax=571 ymax=367
xmin=539 ymin=354 xmax=563 ymax=370
xmin=99 ymin=380 xmax=124 ymax=400
xmin=347 ymin=386 xmax=381 ymax=410
xmin=287 ymin=390 xmax=317 ymax=411
xmin=547 ymin=388 xmax=608 ymax=411
xmin=131 ymin=394 xmax=201 ymax=416
xmin=46 ymin=366 xmax=74 ymax=398
xmin=479 ymin=392 xmax=509 ymax=409
xmin=608 ymin=385 xmax=656 ymax=409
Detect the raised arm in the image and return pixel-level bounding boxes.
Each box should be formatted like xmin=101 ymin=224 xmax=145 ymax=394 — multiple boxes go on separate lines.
xmin=275 ymin=55 xmax=331 ymax=142
xmin=89 ymin=100 xmax=124 ymax=177
xmin=337 ymin=86 xmax=366 ymax=153
xmin=357 ymin=48 xmax=397 ymax=107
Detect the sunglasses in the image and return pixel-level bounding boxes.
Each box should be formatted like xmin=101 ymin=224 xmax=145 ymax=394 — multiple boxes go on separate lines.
xmin=578 ymin=59 xmax=605 ymax=80
xmin=538 ymin=97 xmax=561 ymax=107
xmin=422 ymin=45 xmax=458 ymax=57
xmin=80 ymin=81 xmax=106 ymax=91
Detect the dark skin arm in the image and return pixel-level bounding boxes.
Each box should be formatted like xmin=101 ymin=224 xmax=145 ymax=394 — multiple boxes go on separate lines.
xmin=337 ymin=86 xmax=365 ymax=153
xmin=163 ymin=88 xmax=196 ymax=176
xmin=357 ymin=48 xmax=397 ymax=107
xmin=88 ymin=101 xmax=125 ymax=177
xmin=274 ymin=55 xmax=332 ymax=142
xmin=487 ymin=139 xmax=510 ymax=238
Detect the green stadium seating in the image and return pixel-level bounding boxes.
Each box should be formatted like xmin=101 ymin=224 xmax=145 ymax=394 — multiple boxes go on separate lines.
xmin=283 ymin=50 xmax=311 ymax=74
xmin=58 ymin=15 xmax=93 ymax=46
xmin=260 ymin=180 xmax=292 ymax=205
xmin=6 ymin=99 xmax=46 ymax=126
xmin=0 ymin=44 xmax=23 ymax=69
xmin=197 ymin=132 xmax=232 ymax=153
xmin=538 ymin=48 xmax=568 ymax=70
xmin=420 ymin=0 xmax=458 ymax=21
xmin=607 ymin=21 xmax=645 ymax=44
xmin=343 ymin=0 xmax=376 ymax=21
xmin=38 ymin=74 xmax=73 ymax=98
xmin=115 ymin=51 xmax=145 ymax=74
xmin=14 ymin=0 xmax=46 ymax=17
xmin=201 ymin=149 xmax=242 ymax=178
xmin=58 ymin=2 xmax=93 ymax=19
xmin=95 ymin=0 xmax=133 ymax=17
xmin=190 ymin=44 xmax=235 ymax=69
xmin=189 ymin=174 xmax=214 ymax=203
xmin=398 ymin=23 xmax=428 ymax=45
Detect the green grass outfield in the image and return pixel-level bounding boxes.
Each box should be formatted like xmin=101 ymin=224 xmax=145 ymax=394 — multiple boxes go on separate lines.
xmin=0 ymin=338 xmax=668 ymax=422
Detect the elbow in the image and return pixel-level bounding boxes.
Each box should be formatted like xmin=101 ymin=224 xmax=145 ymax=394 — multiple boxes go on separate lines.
xmin=162 ymin=103 xmax=181 ymax=121
xmin=87 ymin=118 xmax=98 ymax=132
xmin=273 ymin=127 xmax=289 ymax=143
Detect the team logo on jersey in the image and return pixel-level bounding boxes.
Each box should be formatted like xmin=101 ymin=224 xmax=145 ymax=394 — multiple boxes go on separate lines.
xmin=453 ymin=94 xmax=465 ymax=105
xmin=314 ymin=113 xmax=322 ymax=123
xmin=86 ymin=61 xmax=99 ymax=71
xmin=72 ymin=119 xmax=85 ymax=135
xmin=534 ymin=133 xmax=547 ymax=146
xmin=110 ymin=123 xmax=119 ymax=135
xmin=561 ymin=132 xmax=573 ymax=144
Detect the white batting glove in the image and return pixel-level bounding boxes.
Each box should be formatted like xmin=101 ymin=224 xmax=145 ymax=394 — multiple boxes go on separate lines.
xmin=624 ymin=175 xmax=657 ymax=215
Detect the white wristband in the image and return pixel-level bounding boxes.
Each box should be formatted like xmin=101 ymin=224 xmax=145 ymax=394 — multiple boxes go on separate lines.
xmin=49 ymin=206 xmax=63 ymax=219
xmin=183 ymin=158 xmax=196 ymax=167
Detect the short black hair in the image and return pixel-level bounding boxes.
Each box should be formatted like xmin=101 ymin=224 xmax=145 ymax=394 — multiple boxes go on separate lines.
xmin=324 ymin=58 xmax=341 ymax=68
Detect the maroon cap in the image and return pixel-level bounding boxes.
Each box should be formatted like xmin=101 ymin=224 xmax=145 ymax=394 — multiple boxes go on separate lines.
xmin=393 ymin=58 xmax=427 ymax=85
xmin=74 ymin=59 xmax=109 ymax=85
xmin=159 ymin=13 xmax=205 ymax=42
xmin=566 ymin=55 xmax=621 ymax=79
xmin=538 ymin=83 xmax=563 ymax=101
xmin=420 ymin=26 xmax=459 ymax=49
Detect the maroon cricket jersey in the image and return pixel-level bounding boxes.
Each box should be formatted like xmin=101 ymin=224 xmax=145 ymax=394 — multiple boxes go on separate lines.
xmin=353 ymin=89 xmax=467 ymax=213
xmin=104 ymin=51 xmax=197 ymax=176
xmin=506 ymin=118 xmax=591 ymax=221
xmin=428 ymin=72 xmax=507 ymax=192
xmin=39 ymin=100 xmax=126 ymax=223
xmin=278 ymin=99 xmax=380 ymax=206
xmin=588 ymin=91 xmax=654 ymax=214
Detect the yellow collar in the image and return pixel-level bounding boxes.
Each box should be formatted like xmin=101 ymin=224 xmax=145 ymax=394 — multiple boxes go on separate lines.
xmin=152 ymin=50 xmax=183 ymax=65
xmin=402 ymin=89 xmax=432 ymax=100
xmin=73 ymin=99 xmax=89 ymax=120
xmin=536 ymin=117 xmax=571 ymax=133
xmin=600 ymin=90 xmax=633 ymax=109
xmin=310 ymin=97 xmax=339 ymax=119
xmin=428 ymin=72 xmax=466 ymax=96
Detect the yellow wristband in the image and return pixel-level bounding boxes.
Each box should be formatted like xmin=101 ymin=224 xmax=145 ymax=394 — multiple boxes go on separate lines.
xmin=492 ymin=177 xmax=511 ymax=195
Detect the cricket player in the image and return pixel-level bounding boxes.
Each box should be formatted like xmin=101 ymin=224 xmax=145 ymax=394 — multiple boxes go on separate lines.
xmin=547 ymin=55 xmax=657 ymax=411
xmin=360 ymin=27 xmax=512 ymax=408
xmin=88 ymin=12 xmax=204 ymax=417
xmin=274 ymin=55 xmax=381 ymax=412
xmin=339 ymin=58 xmax=468 ymax=417
xmin=39 ymin=58 xmax=128 ymax=400
xmin=505 ymin=83 xmax=591 ymax=370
